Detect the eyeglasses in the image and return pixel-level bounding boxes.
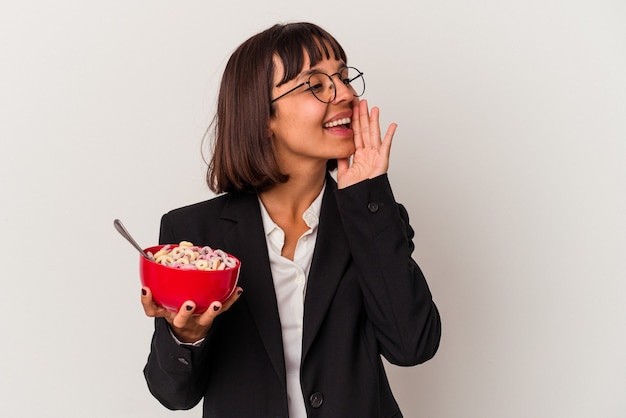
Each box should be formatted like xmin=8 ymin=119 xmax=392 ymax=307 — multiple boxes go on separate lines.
xmin=271 ymin=66 xmax=365 ymax=104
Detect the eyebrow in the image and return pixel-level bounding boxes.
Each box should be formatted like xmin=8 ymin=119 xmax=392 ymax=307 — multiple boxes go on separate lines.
xmin=298 ymin=63 xmax=348 ymax=80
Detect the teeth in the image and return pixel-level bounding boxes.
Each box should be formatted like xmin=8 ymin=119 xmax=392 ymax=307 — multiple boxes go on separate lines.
xmin=324 ymin=117 xmax=351 ymax=128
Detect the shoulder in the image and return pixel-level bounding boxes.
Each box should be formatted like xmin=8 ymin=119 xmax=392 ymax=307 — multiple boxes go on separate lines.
xmin=165 ymin=193 xmax=230 ymax=220
xmin=165 ymin=191 xmax=260 ymax=220
xmin=160 ymin=192 xmax=259 ymax=243
xmin=160 ymin=194 xmax=231 ymax=240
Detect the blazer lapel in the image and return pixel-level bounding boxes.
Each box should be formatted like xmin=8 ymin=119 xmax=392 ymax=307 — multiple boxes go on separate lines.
xmin=301 ymin=178 xmax=352 ymax=361
xmin=219 ymin=193 xmax=286 ymax=387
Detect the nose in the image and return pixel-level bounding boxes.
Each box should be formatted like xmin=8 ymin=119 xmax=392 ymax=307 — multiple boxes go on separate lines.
xmin=330 ymin=75 xmax=355 ymax=103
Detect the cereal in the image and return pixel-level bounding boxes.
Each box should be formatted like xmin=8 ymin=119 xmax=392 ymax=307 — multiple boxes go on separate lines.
xmin=196 ymin=260 xmax=209 ymax=270
xmin=146 ymin=241 xmax=237 ymax=271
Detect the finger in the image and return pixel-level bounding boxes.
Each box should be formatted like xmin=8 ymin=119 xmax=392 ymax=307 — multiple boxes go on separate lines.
xmin=141 ymin=287 xmax=168 ymax=317
xmin=221 ymin=286 xmax=244 ymax=311
xmin=195 ymin=300 xmax=223 ymax=327
xmin=352 ymin=100 xmax=364 ymax=149
xmin=382 ymin=123 xmax=397 ymax=155
xmin=195 ymin=285 xmax=243 ymax=327
xmin=358 ymin=100 xmax=371 ymax=147
xmin=377 ymin=123 xmax=397 ymax=168
xmin=172 ymin=300 xmax=196 ymax=329
xmin=369 ymin=106 xmax=383 ymax=147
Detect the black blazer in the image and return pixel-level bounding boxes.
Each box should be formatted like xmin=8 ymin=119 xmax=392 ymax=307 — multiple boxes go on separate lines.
xmin=144 ymin=174 xmax=441 ymax=418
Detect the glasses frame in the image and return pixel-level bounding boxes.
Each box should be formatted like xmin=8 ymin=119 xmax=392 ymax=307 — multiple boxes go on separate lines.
xmin=271 ymin=66 xmax=365 ymax=104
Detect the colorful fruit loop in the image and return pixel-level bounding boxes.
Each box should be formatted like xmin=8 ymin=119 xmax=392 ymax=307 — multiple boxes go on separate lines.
xmin=147 ymin=241 xmax=237 ymax=271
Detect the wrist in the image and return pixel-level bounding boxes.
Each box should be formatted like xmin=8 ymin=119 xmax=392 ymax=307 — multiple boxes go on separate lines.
xmin=168 ymin=323 xmax=209 ymax=345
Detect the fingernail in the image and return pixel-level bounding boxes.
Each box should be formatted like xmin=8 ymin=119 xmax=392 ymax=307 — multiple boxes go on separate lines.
xmin=213 ymin=305 xmax=220 ymax=311
xmin=237 ymin=289 xmax=243 ymax=296
xmin=141 ymin=289 xmax=147 ymax=296
xmin=186 ymin=305 xmax=193 ymax=311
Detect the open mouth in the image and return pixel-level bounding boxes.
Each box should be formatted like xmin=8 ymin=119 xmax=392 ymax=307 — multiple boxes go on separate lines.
xmin=323 ymin=117 xmax=351 ymax=129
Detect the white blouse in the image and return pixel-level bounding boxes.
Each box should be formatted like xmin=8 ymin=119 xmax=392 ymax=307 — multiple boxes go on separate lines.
xmin=258 ymin=183 xmax=325 ymax=418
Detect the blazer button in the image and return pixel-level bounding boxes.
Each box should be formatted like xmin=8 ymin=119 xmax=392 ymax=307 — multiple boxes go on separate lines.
xmin=367 ymin=202 xmax=379 ymax=213
xmin=309 ymin=392 xmax=323 ymax=408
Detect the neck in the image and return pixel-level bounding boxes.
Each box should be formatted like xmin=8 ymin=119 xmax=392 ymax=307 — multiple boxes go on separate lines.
xmin=259 ymin=166 xmax=326 ymax=222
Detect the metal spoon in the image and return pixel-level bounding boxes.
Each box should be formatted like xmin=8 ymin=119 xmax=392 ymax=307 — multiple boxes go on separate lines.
xmin=113 ymin=219 xmax=149 ymax=259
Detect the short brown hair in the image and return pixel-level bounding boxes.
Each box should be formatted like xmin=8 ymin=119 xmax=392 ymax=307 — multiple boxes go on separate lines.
xmin=205 ymin=22 xmax=348 ymax=194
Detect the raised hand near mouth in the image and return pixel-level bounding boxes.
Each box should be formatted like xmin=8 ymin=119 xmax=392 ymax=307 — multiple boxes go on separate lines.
xmin=336 ymin=99 xmax=397 ymax=189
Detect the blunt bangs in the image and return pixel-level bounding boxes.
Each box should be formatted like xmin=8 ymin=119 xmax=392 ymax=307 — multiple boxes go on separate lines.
xmin=273 ymin=23 xmax=348 ymax=86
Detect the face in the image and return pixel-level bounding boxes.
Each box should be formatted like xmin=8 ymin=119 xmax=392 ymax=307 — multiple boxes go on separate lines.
xmin=269 ymin=55 xmax=358 ymax=172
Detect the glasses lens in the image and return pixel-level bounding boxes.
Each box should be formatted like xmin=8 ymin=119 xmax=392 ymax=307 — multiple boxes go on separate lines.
xmin=308 ymin=73 xmax=335 ymax=103
xmin=306 ymin=68 xmax=366 ymax=103
xmin=344 ymin=67 xmax=365 ymax=98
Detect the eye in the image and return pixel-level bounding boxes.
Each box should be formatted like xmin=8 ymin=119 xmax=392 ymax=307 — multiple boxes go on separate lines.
xmin=306 ymin=73 xmax=329 ymax=93
xmin=307 ymin=81 xmax=325 ymax=93
xmin=336 ymin=68 xmax=348 ymax=85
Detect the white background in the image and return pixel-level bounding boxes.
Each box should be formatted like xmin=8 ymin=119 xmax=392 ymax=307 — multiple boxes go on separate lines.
xmin=1 ymin=1 xmax=625 ymax=417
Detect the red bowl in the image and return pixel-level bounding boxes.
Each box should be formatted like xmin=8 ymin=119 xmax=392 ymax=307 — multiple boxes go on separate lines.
xmin=139 ymin=245 xmax=240 ymax=314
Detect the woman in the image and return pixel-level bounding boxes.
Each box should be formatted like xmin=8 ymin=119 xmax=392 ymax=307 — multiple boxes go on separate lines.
xmin=141 ymin=22 xmax=441 ymax=418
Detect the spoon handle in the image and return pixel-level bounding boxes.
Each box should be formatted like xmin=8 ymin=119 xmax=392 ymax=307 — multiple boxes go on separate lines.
xmin=113 ymin=219 xmax=149 ymax=259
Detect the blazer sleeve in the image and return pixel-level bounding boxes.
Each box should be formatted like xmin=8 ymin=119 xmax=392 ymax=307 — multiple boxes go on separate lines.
xmin=334 ymin=174 xmax=442 ymax=366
